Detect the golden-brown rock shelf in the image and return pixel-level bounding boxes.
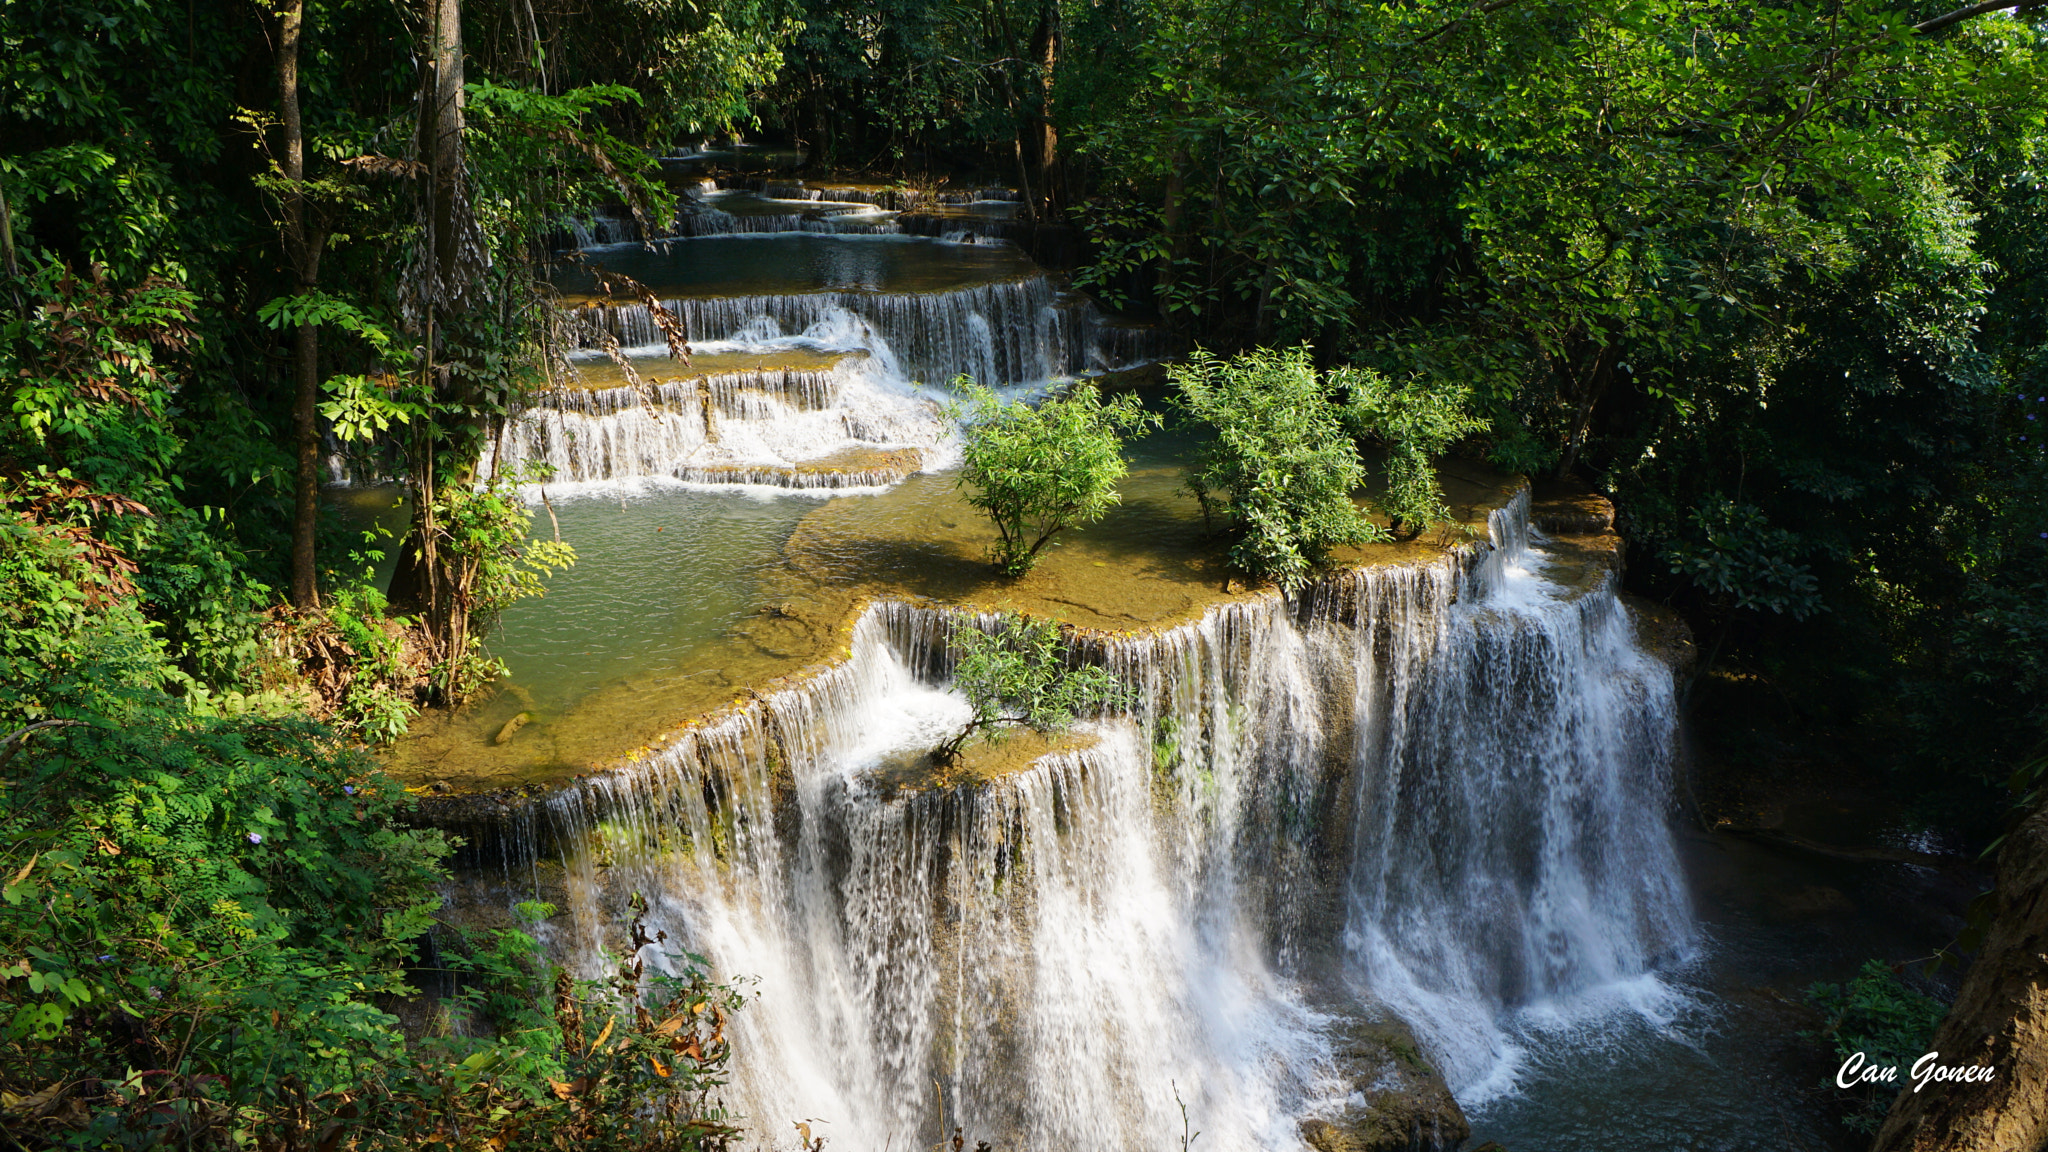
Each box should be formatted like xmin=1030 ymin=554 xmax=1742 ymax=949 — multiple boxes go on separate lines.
xmin=385 ymin=460 xmax=1531 ymax=797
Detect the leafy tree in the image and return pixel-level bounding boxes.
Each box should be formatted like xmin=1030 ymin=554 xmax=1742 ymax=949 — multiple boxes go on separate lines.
xmin=1173 ymin=346 xmax=1382 ymax=592
xmin=934 ymin=612 xmax=1124 ymax=766
xmin=409 ymin=471 xmax=579 ymax=703
xmin=1339 ymin=369 xmax=1487 ymax=539
xmin=0 ymin=595 xmax=742 ymax=1149
xmin=950 ymin=377 xmax=1156 ymax=576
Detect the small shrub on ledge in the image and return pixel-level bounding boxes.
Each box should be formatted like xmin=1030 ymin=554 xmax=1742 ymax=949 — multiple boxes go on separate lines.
xmin=948 ymin=377 xmax=1158 ymax=577
xmin=933 ymin=613 xmax=1126 ymax=767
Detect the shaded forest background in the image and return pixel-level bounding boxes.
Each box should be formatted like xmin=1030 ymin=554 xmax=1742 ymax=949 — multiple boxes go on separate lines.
xmin=2 ymin=0 xmax=2046 ymax=1145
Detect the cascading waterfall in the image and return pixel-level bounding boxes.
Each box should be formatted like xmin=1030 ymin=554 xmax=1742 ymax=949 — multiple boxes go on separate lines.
xmin=484 ymin=349 xmax=947 ymax=488
xmin=578 ymin=277 xmax=1080 ymax=386
xmin=508 ymin=272 xmax=1165 ymax=490
xmin=536 ymin=490 xmax=1694 ymax=1148
xmin=674 ymin=201 xmax=904 ymax=238
xmin=1338 ymin=512 xmax=1694 ymax=1103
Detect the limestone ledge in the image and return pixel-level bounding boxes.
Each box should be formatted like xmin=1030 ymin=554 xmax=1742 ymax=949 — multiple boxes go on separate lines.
xmin=403 ymin=467 xmax=1528 ymax=829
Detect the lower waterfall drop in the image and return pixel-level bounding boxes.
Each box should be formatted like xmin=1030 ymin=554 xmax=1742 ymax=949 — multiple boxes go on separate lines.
xmin=544 ymin=491 xmax=1695 ymax=1149
xmin=1340 ymin=513 xmax=1695 ymax=1102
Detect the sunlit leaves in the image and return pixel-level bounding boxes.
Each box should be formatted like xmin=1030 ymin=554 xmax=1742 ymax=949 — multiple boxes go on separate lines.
xmin=949 ymin=376 xmax=1157 ymax=575
xmin=1172 ymin=345 xmax=1383 ymax=591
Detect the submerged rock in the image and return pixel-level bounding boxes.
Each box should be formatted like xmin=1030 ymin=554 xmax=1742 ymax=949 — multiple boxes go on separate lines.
xmin=494 ymin=711 xmax=532 ymax=744
xmin=1302 ymin=1014 xmax=1471 ymax=1152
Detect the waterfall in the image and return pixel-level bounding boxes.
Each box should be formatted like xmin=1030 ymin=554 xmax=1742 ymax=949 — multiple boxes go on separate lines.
xmin=531 ymin=491 xmax=1694 ymax=1148
xmin=561 ymin=212 xmax=641 ymax=248
xmin=1337 ymin=511 xmax=1693 ymax=1102
xmin=675 ymin=206 xmax=904 ymax=237
xmin=577 ymin=277 xmax=1084 ymax=387
xmin=484 ymin=352 xmax=950 ymax=488
xmin=507 ymin=276 xmax=1147 ymax=490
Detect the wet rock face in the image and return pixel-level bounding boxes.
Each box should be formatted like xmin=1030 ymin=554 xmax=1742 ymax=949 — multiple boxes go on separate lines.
xmin=1873 ymin=802 xmax=2048 ymax=1152
xmin=1529 ymin=478 xmax=1615 ymax=537
xmin=1302 ymin=1015 xmax=1471 ymax=1152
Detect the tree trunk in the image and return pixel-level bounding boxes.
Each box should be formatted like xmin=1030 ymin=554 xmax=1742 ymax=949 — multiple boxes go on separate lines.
xmin=1556 ymin=341 xmax=1617 ymax=479
xmin=425 ymin=0 xmax=469 ymax=311
xmin=1028 ymin=0 xmax=1062 ymax=217
xmin=407 ymin=0 xmax=481 ymax=697
xmin=279 ymin=0 xmax=323 ymax=610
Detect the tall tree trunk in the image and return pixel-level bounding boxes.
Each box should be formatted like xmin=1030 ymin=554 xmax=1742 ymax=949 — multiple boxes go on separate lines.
xmin=0 ymin=174 xmax=22 ymax=314
xmin=279 ymin=0 xmax=324 ymax=610
xmin=1028 ymin=0 xmax=1062 ymax=217
xmin=1556 ymin=340 xmax=1617 ymax=479
xmin=405 ymin=0 xmax=482 ymax=695
xmin=424 ymin=0 xmax=469 ymax=313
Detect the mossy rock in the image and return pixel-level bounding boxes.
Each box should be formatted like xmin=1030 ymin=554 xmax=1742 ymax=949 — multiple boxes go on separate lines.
xmin=1300 ymin=1013 xmax=1471 ymax=1152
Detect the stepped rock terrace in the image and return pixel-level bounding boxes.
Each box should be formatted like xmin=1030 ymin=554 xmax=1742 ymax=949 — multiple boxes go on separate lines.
xmin=386 ymin=454 xmax=1529 ymax=795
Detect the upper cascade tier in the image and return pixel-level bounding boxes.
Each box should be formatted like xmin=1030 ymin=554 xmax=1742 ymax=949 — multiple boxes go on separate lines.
xmin=509 ymin=489 xmax=1693 ymax=1149
xmin=564 ymin=182 xmax=1027 ymax=246
xmin=492 ymin=233 xmax=1168 ymax=490
xmin=483 ymin=349 xmax=937 ymax=490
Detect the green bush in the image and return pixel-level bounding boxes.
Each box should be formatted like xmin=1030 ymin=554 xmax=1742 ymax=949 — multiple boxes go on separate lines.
xmin=1805 ymin=959 xmax=1949 ymax=1133
xmin=935 ymin=613 xmax=1125 ymax=765
xmin=0 ymin=664 xmax=450 ymax=1145
xmin=1338 ymin=368 xmax=1486 ymax=539
xmin=0 ymin=654 xmax=746 ymax=1149
xmin=949 ymin=378 xmax=1157 ymax=576
xmin=423 ymin=470 xmax=579 ymax=702
xmin=1172 ymin=346 xmax=1383 ymax=591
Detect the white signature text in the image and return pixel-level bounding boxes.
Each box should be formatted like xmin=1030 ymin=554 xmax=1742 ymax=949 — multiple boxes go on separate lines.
xmin=1837 ymin=1051 xmax=1995 ymax=1093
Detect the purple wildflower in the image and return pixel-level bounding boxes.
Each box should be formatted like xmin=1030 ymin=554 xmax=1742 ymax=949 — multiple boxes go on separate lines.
xmin=247 ymin=832 xmax=263 ymax=845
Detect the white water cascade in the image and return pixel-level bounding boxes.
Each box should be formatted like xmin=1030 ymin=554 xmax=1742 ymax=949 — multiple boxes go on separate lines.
xmin=577 ymin=276 xmax=1085 ymax=386
xmin=535 ymin=491 xmax=1695 ymax=1149
xmin=484 ymin=337 xmax=946 ymax=490
xmin=501 ymin=269 xmax=1164 ymax=490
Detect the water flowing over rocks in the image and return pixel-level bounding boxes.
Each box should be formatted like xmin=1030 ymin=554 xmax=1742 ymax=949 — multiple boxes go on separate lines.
xmin=511 ymin=263 xmax=1164 ymax=489
xmin=426 ymin=488 xmax=1695 ymax=1150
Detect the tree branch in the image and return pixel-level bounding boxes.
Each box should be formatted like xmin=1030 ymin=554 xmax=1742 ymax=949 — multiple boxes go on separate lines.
xmin=1410 ymin=0 xmax=1538 ymax=47
xmin=1915 ymin=0 xmax=2037 ymax=35
xmin=0 ymin=720 xmax=86 ymax=772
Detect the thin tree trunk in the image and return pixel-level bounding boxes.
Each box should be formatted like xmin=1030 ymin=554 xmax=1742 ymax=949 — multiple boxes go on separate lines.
xmin=1556 ymin=342 xmax=1617 ymax=479
xmin=0 ymin=175 xmax=19 ymax=279
xmin=409 ymin=0 xmax=477 ymax=699
xmin=280 ymin=0 xmax=323 ymax=610
xmin=0 ymin=173 xmax=22 ymax=313
xmin=1028 ymin=0 xmax=1062 ymax=217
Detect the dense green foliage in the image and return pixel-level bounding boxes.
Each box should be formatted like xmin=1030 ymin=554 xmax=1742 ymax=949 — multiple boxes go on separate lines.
xmin=3 ymin=0 xmax=2048 ymax=1139
xmin=935 ymin=613 xmax=1124 ymax=765
xmin=1171 ymin=347 xmax=1383 ymax=592
xmin=1046 ymin=0 xmax=2048 ymax=801
xmin=0 ymin=594 xmax=744 ymax=1147
xmin=950 ymin=377 xmax=1156 ymax=575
